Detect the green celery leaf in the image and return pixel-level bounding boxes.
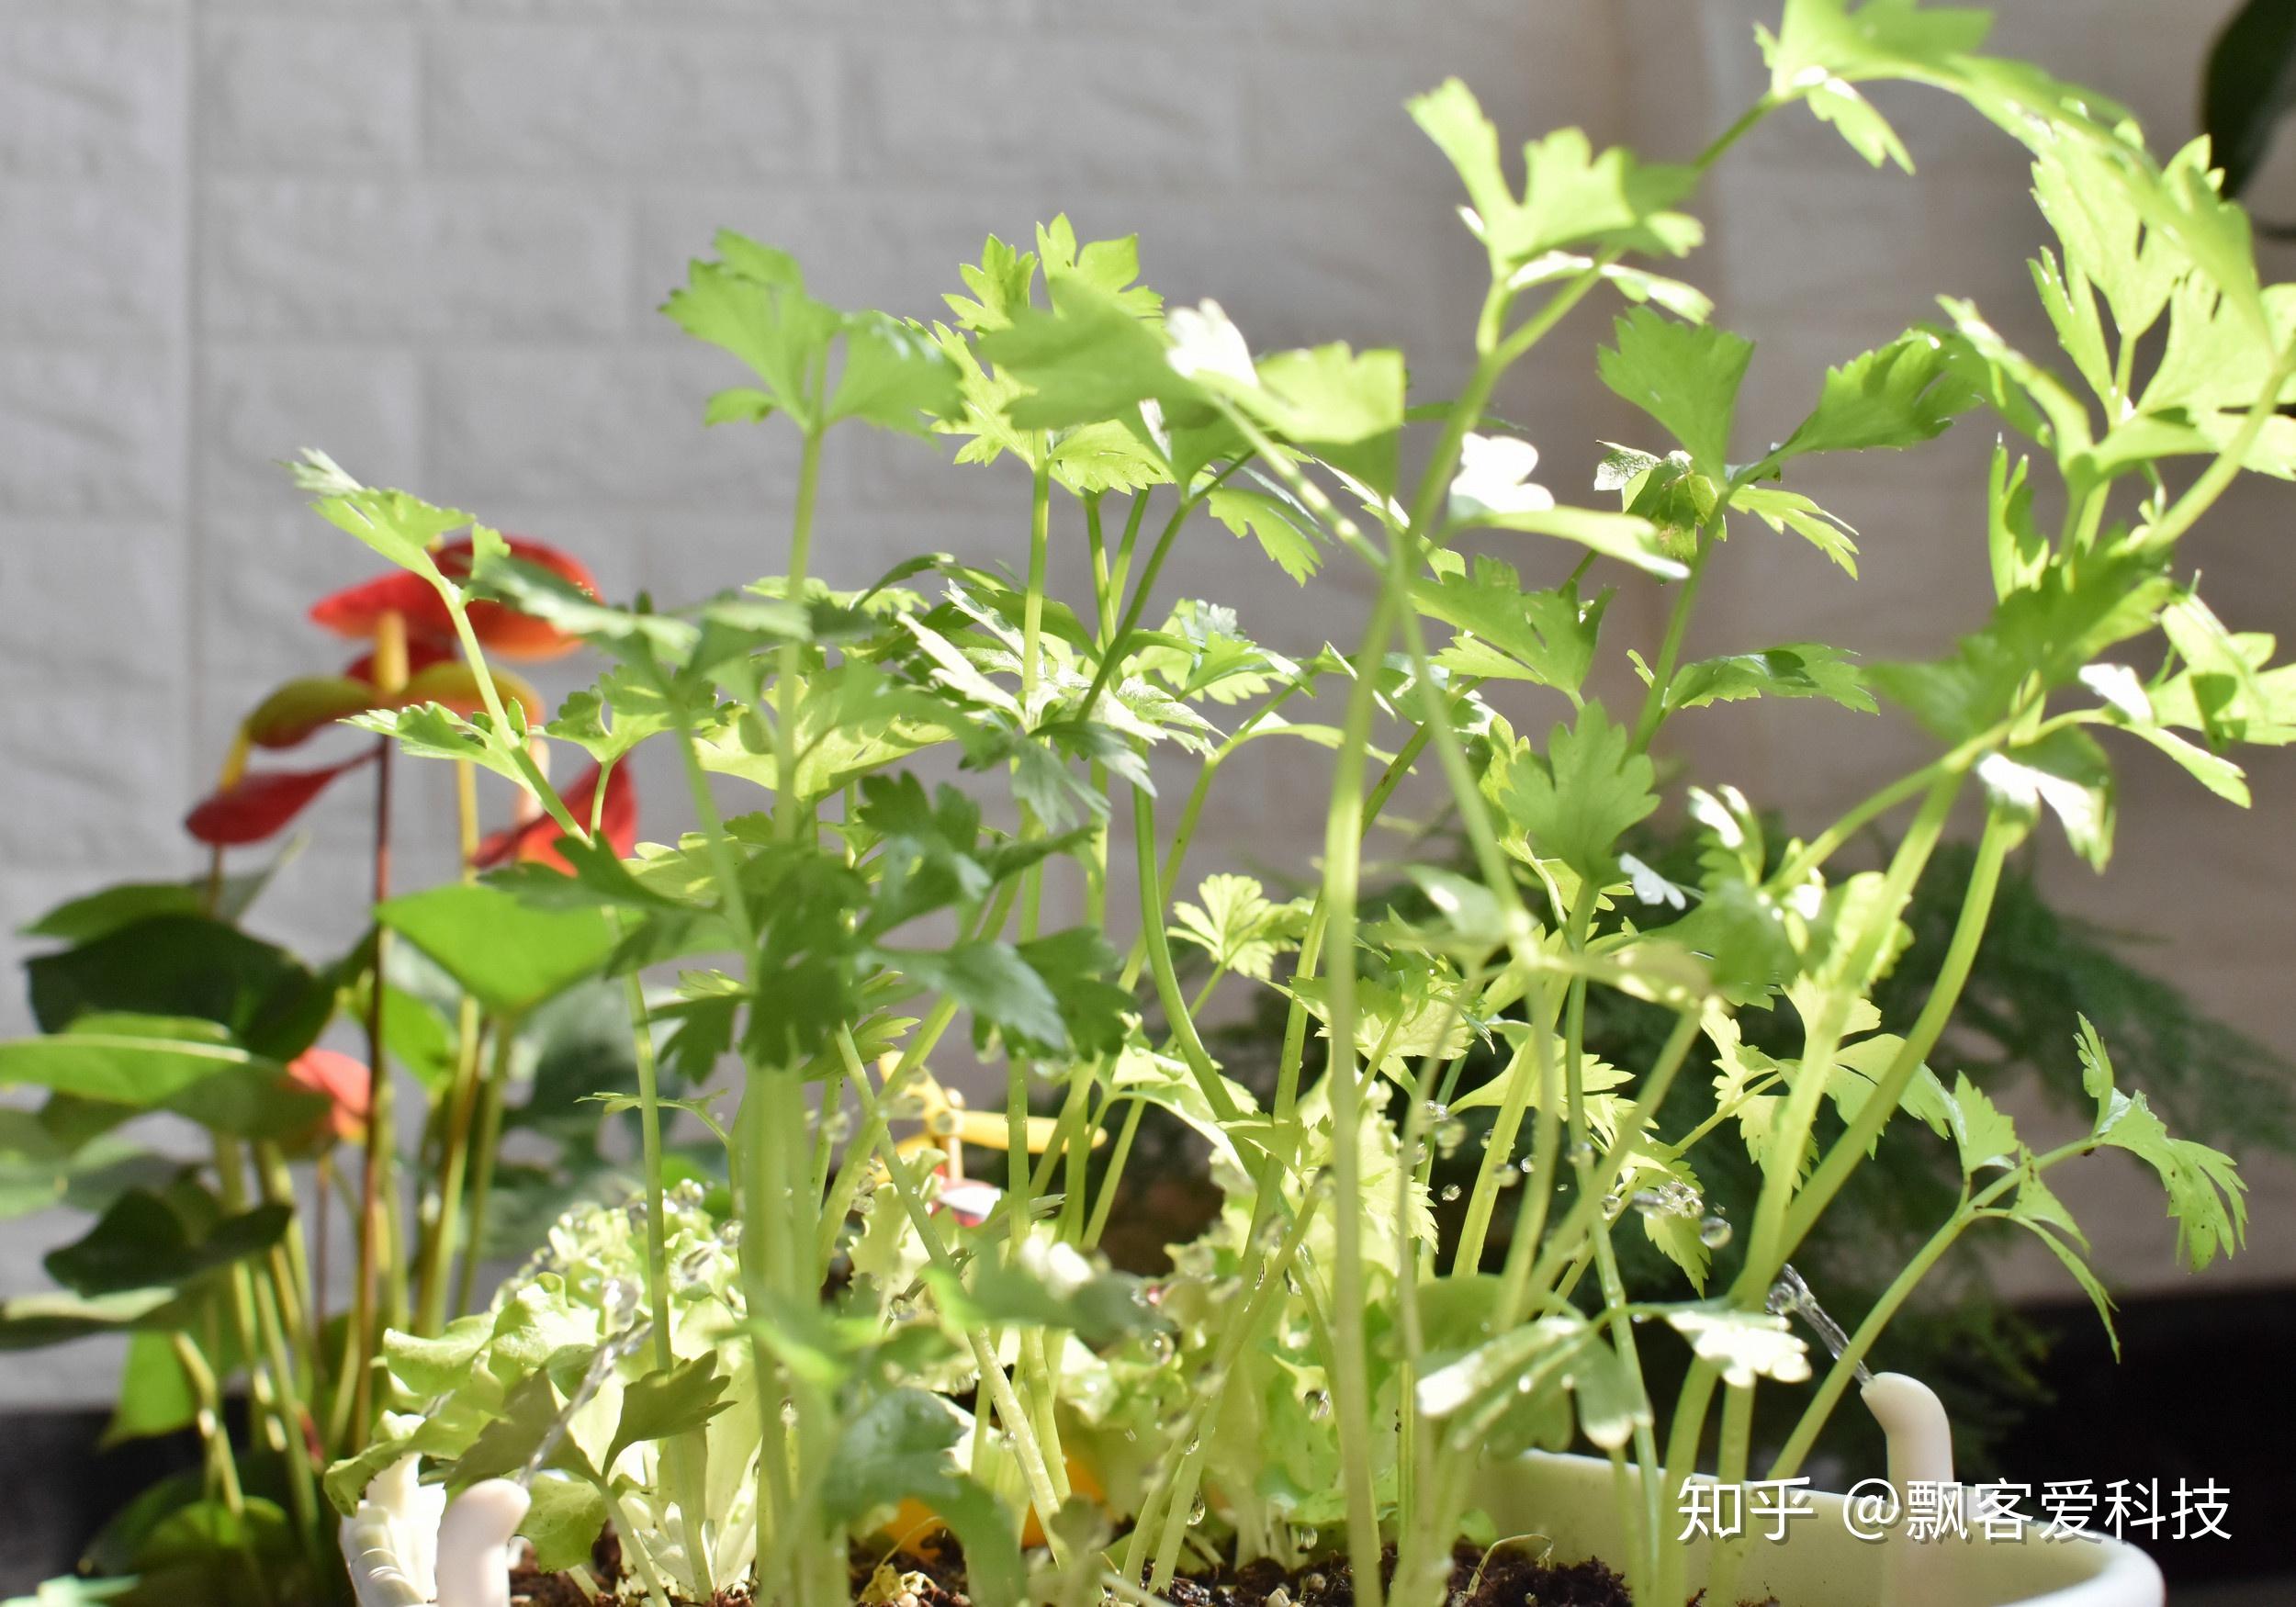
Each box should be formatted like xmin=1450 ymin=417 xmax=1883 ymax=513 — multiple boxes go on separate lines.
xmin=1207 ymin=485 xmax=1324 ymax=583
xmin=1976 ymin=728 xmax=2116 ymax=870
xmin=830 ymin=311 xmax=963 ymax=434
xmin=1238 ymin=343 xmax=1408 ymax=494
xmin=975 ymin=275 xmax=1197 ymax=432
xmin=1665 ymin=643 xmax=1874 ymax=713
xmin=820 ymin=1390 xmax=1021 ymax=1607
xmin=518 ymin=1476 xmax=608 ymax=1575
xmin=2080 ymin=1019 xmax=2248 ymax=1269
xmin=1598 ymin=309 xmax=1752 ymax=479
xmin=1773 ymin=332 xmax=1980 ymax=462
xmin=1408 ymin=79 xmax=1701 ymax=271
xmin=1944 ymin=1071 xmax=2020 ymax=1175
xmin=661 ymin=232 xmax=840 ymax=433
xmin=1728 ymin=485 xmax=1860 ymax=577
xmin=604 ymin=1355 xmax=734 ymax=1468
xmin=1495 ymin=702 xmax=1658 ymax=878
xmin=1412 ymin=560 xmax=1607 ymax=694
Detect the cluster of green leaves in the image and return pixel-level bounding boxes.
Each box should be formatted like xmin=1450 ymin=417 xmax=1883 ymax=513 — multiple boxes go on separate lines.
xmin=1 ymin=887 xmax=331 ymax=1348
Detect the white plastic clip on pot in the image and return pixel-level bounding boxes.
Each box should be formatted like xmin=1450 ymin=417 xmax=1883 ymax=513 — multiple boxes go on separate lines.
xmin=1862 ymin=1370 xmax=1955 ymax=1607
xmin=433 ymin=1479 xmax=534 ymax=1607
xmin=1861 ymin=1370 xmax=1953 ymax=1487
xmin=342 ymin=1455 xmax=445 ymax=1607
xmin=343 ymin=1461 xmax=530 ymax=1607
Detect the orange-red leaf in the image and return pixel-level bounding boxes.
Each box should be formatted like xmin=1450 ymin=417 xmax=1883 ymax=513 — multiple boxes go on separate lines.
xmin=310 ymin=568 xmax=447 ymax=644
xmin=185 ymin=754 xmax=372 ymax=845
xmin=310 ymin=534 xmax=599 ymax=662
xmin=474 ymin=763 xmax=636 ymax=872
xmin=451 ymin=535 xmax=598 ymax=662
xmin=284 ymin=1047 xmax=370 ymax=1144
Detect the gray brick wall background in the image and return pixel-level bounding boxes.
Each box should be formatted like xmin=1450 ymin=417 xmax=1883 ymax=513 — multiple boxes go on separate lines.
xmin=3 ymin=0 xmax=2290 ymax=1403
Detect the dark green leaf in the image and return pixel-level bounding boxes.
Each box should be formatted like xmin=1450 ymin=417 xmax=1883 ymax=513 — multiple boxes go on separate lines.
xmin=2203 ymin=0 xmax=2296 ymax=197
xmin=101 ymin=1328 xmax=203 ymax=1447
xmin=28 ymin=916 xmax=331 ymax=1062
xmin=1014 ymin=928 xmax=1132 ymax=1057
xmin=0 ymin=1111 xmax=174 ymax=1223
xmin=0 ymin=1287 xmax=179 ymax=1350
xmin=21 ymin=860 xmax=284 ymax=945
xmin=886 ymin=941 xmax=1064 ymax=1058
xmin=379 ymin=884 xmax=619 ymax=1018
xmin=45 ymin=1191 xmax=291 ymax=1298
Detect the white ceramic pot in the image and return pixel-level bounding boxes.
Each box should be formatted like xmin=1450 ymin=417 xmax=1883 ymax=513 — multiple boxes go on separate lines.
xmin=1477 ymin=1449 xmax=2161 ymax=1607
xmin=1477 ymin=1376 xmax=2161 ymax=1607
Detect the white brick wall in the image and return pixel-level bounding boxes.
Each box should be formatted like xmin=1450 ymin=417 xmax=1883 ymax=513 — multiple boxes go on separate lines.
xmin=3 ymin=0 xmax=2290 ymax=1405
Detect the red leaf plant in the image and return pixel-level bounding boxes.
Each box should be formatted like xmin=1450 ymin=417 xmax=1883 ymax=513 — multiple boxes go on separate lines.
xmin=308 ymin=535 xmax=599 ymax=661
xmin=185 ymin=754 xmax=376 ymax=846
xmin=283 ymin=1046 xmax=372 ymax=1145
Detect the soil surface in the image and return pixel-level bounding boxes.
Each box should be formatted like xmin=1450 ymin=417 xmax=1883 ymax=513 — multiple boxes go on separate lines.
xmin=1152 ymin=1543 xmax=1629 ymax=1607
xmin=508 ymin=1532 xmax=1780 ymax=1606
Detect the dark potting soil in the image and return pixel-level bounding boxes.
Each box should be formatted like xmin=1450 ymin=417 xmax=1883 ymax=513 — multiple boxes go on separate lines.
xmin=509 ymin=1532 xmax=1779 ymax=1606
xmin=1152 ymin=1542 xmax=1626 ymax=1607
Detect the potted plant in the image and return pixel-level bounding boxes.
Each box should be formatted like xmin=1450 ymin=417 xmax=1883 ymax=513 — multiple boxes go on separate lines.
xmin=23 ymin=1 xmax=2284 ymax=1603
xmin=0 ymin=507 xmax=642 ymax=1602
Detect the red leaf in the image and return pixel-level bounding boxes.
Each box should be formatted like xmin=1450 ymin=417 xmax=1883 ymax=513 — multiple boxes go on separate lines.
xmin=310 ymin=535 xmax=599 ymax=662
xmin=284 ymin=1047 xmax=370 ymax=1143
xmin=474 ymin=763 xmax=636 ymax=872
xmin=310 ymin=568 xmax=449 ymax=645
xmin=185 ymin=754 xmax=373 ymax=846
xmin=452 ymin=535 xmax=599 ymax=662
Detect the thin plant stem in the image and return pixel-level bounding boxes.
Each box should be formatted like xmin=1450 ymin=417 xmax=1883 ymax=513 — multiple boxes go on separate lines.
xmin=1780 ymin=806 xmax=2014 ymax=1259
xmin=452 ymin=1025 xmax=517 ymax=1318
xmin=351 ymin=732 xmax=396 ymax=1438
xmin=1082 ymin=1096 xmax=1147 ymax=1251
xmin=416 ymin=1009 xmax=490 ymax=1336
